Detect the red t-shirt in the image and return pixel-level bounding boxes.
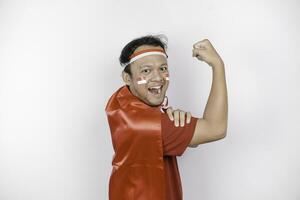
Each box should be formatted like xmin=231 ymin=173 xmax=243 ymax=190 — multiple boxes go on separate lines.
xmin=161 ymin=112 xmax=198 ymax=200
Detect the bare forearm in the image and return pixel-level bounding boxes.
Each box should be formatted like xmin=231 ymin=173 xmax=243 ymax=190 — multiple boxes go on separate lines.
xmin=203 ymin=61 xmax=228 ymax=133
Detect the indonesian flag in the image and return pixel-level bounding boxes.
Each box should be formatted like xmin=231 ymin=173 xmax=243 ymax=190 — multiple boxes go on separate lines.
xmin=137 ymin=77 xmax=147 ymax=84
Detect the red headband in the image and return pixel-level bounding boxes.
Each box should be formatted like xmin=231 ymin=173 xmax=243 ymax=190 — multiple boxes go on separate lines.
xmin=129 ymin=48 xmax=167 ymax=59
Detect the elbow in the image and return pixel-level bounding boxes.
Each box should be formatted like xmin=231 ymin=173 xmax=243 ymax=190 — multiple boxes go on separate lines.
xmin=216 ymin=120 xmax=228 ymax=139
xmin=214 ymin=127 xmax=227 ymax=140
xmin=207 ymin=118 xmax=228 ymax=140
xmin=221 ymin=129 xmax=227 ymax=139
xmin=219 ymin=131 xmax=227 ymax=139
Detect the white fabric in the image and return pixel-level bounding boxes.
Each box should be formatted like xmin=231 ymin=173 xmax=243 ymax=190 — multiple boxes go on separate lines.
xmin=122 ymin=51 xmax=167 ymax=67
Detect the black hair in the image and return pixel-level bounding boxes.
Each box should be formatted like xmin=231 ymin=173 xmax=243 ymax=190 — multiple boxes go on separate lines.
xmin=119 ymin=34 xmax=168 ymax=76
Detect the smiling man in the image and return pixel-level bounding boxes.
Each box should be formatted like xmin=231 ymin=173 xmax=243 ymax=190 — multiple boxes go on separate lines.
xmin=105 ymin=34 xmax=228 ymax=200
xmin=123 ymin=45 xmax=169 ymax=106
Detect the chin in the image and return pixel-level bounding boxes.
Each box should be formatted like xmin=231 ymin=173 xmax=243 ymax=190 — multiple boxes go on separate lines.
xmin=147 ymin=97 xmax=164 ymax=107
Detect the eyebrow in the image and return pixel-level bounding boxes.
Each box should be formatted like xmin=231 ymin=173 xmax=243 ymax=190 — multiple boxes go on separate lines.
xmin=140 ymin=63 xmax=168 ymax=68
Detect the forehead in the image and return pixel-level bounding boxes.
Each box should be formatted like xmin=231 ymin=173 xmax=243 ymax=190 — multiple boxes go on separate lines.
xmin=131 ymin=45 xmax=167 ymax=67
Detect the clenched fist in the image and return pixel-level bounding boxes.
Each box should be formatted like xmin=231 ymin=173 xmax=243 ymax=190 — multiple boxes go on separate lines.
xmin=192 ymin=39 xmax=224 ymax=67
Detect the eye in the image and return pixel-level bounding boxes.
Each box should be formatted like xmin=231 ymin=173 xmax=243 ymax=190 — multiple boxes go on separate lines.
xmin=141 ymin=68 xmax=150 ymax=74
xmin=160 ymin=66 xmax=168 ymax=72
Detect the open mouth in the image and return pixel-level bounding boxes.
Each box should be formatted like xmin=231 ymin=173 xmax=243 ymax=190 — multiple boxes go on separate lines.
xmin=148 ymin=85 xmax=163 ymax=95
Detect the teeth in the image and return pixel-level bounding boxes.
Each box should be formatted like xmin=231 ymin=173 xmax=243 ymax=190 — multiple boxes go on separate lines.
xmin=148 ymin=86 xmax=162 ymax=95
xmin=150 ymin=86 xmax=162 ymax=89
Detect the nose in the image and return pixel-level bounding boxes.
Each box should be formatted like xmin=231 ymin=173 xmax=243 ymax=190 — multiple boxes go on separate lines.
xmin=151 ymin=69 xmax=164 ymax=82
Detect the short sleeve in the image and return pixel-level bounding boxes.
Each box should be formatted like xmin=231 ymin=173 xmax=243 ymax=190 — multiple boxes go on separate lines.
xmin=161 ymin=112 xmax=198 ymax=156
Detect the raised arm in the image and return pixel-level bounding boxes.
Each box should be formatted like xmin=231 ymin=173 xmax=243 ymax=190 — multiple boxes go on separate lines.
xmin=189 ymin=39 xmax=228 ymax=147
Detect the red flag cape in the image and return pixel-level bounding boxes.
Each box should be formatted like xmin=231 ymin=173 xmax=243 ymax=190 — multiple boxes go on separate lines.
xmin=105 ymin=85 xmax=166 ymax=199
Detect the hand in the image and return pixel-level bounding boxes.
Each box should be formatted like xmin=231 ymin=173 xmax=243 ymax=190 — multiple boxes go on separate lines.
xmin=166 ymin=107 xmax=191 ymax=127
xmin=192 ymin=39 xmax=224 ymax=67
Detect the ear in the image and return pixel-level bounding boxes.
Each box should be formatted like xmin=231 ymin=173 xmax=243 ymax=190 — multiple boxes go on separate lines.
xmin=122 ymin=71 xmax=131 ymax=85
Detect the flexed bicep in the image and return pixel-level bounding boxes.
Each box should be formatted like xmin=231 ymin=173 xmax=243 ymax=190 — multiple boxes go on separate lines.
xmin=188 ymin=118 xmax=226 ymax=147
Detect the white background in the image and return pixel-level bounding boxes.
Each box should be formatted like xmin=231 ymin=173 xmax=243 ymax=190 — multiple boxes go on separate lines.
xmin=1 ymin=0 xmax=300 ymax=199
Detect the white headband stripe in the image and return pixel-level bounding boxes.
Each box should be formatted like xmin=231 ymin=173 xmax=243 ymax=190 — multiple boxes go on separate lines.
xmin=122 ymin=52 xmax=167 ymax=67
xmin=129 ymin=52 xmax=167 ymax=64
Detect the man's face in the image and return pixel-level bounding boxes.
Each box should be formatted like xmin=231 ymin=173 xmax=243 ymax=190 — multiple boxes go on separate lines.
xmin=124 ymin=45 xmax=169 ymax=106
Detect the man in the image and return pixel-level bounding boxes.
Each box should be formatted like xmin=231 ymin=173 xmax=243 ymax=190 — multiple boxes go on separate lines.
xmin=105 ymin=34 xmax=228 ymax=200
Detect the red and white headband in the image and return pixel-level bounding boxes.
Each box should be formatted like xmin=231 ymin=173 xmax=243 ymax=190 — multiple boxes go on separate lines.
xmin=121 ymin=48 xmax=168 ymax=67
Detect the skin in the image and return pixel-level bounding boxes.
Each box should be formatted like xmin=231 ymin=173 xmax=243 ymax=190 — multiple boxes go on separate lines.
xmin=123 ymin=39 xmax=228 ymax=147
xmin=122 ymin=45 xmax=190 ymax=127
xmin=123 ymin=45 xmax=169 ymax=107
